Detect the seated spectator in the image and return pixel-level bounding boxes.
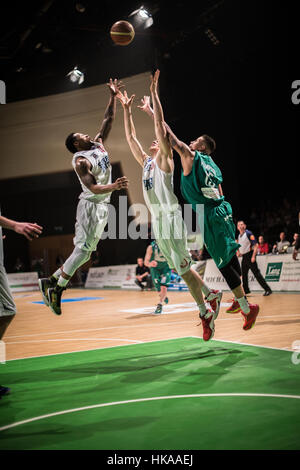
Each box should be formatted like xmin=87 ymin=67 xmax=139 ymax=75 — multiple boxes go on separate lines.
xmin=257 ymin=236 xmax=269 ymax=255
xmin=292 ymin=233 xmax=299 ymax=247
xmin=135 ymin=257 xmax=152 ymax=290
xmin=272 ymin=232 xmax=291 ymax=254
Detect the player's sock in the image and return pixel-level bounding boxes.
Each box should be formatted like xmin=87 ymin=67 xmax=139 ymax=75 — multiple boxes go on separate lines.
xmin=201 ymin=283 xmax=211 ymax=298
xmin=52 ymin=268 xmax=62 ymax=280
xmin=57 ymin=276 xmax=69 ymax=288
xmin=237 ymin=296 xmax=250 ymax=314
xmin=198 ymin=303 xmax=207 ymax=318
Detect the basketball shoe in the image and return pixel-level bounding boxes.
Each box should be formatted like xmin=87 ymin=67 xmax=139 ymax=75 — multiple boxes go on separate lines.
xmin=155 ymin=303 xmax=163 ymax=314
xmin=199 ymin=308 xmax=217 ymax=341
xmin=47 ymin=285 xmax=66 ymax=315
xmin=38 ymin=277 xmax=57 ymax=306
xmin=205 ymin=290 xmax=223 ymax=318
xmin=226 ymin=298 xmax=241 ymax=314
xmin=241 ymin=304 xmax=260 ymax=330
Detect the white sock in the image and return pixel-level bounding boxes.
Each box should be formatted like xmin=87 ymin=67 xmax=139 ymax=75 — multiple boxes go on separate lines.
xmin=52 ymin=268 xmax=62 ymax=280
xmin=57 ymin=276 xmax=69 ymax=288
xmin=237 ymin=296 xmax=250 ymax=314
xmin=198 ymin=303 xmax=207 ymax=318
xmin=201 ymin=283 xmax=211 ymax=298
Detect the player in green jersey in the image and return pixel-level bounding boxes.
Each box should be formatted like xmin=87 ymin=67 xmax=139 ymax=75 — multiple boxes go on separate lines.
xmin=145 ymin=240 xmax=171 ymax=314
xmin=139 ymin=70 xmax=259 ymax=331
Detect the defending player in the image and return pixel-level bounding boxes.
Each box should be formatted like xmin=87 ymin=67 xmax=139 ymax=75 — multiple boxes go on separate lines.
xmin=117 ymin=72 xmax=222 ymax=341
xmin=139 ymin=70 xmax=259 ymax=331
xmin=39 ymin=79 xmax=129 ymax=315
xmin=144 ymin=240 xmax=171 ymax=314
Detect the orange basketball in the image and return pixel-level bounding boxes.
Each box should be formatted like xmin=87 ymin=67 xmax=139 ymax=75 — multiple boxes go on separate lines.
xmin=110 ymin=21 xmax=135 ymax=46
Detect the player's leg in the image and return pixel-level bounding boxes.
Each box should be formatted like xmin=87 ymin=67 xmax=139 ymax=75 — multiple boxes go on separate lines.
xmin=241 ymin=253 xmax=251 ymax=294
xmin=220 ymin=255 xmax=259 ymax=330
xmin=0 ymin=265 xmax=16 ymax=398
xmin=47 ymin=201 xmax=108 ymax=315
xmin=47 ymin=247 xmax=92 ymax=315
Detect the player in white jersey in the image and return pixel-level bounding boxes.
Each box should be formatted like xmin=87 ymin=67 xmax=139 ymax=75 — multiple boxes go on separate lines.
xmin=0 ymin=210 xmax=42 ymax=398
xmin=39 ymin=79 xmax=129 ymax=315
xmin=117 ymin=71 xmax=222 ymax=341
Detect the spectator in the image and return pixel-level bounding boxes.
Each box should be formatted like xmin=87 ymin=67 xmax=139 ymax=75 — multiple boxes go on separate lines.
xmin=272 ymin=232 xmax=291 ymax=254
xmin=135 ymin=257 xmax=152 ymax=290
xmin=293 ymin=233 xmax=300 ymax=261
xmin=257 ymin=236 xmax=269 ymax=255
xmin=292 ymin=233 xmax=299 ymax=247
xmin=13 ymin=257 xmax=25 ymax=272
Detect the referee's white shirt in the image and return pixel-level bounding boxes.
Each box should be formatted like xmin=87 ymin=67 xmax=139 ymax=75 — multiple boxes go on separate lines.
xmin=238 ymin=230 xmax=256 ymax=255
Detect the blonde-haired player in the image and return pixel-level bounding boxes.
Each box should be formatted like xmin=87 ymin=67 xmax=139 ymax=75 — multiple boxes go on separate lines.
xmin=117 ymin=71 xmax=222 ymax=341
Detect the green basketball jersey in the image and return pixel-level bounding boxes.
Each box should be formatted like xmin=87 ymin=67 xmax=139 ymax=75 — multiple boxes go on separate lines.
xmin=181 ymin=151 xmax=224 ymax=210
xmin=150 ymin=241 xmax=169 ymax=268
xmin=181 ymin=151 xmax=240 ymax=269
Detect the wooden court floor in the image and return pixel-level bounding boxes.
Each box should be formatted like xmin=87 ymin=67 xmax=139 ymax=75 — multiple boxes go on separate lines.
xmin=3 ymin=289 xmax=300 ymax=360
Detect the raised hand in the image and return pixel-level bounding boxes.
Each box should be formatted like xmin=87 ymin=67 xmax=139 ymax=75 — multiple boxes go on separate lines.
xmin=107 ymin=78 xmax=124 ymax=96
xmin=137 ymin=95 xmax=153 ymax=116
xmin=116 ymin=89 xmax=135 ymax=109
xmin=150 ymin=69 xmax=160 ymax=93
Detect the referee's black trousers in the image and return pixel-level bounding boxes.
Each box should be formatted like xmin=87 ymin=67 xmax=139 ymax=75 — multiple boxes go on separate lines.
xmin=241 ymin=251 xmax=271 ymax=293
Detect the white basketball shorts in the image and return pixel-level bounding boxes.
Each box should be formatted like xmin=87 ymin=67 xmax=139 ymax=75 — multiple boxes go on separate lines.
xmin=73 ymin=199 xmax=109 ymax=252
xmin=152 ymin=209 xmax=192 ymax=276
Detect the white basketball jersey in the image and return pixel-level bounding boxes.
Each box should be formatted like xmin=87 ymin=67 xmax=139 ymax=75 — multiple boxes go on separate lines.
xmin=142 ymin=157 xmax=180 ymax=217
xmin=72 ymin=141 xmax=112 ymax=204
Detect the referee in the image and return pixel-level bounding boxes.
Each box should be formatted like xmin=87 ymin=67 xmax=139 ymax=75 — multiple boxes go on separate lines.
xmin=237 ymin=221 xmax=272 ymax=296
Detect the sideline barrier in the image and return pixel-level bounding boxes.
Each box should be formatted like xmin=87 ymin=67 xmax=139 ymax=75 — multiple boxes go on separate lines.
xmin=204 ymin=254 xmax=300 ymax=292
xmin=7 ymin=272 xmax=39 ymax=292
xmin=85 ymin=265 xmax=188 ymax=291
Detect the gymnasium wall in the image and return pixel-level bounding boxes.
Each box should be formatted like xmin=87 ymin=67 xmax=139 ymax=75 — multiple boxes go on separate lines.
xmin=0 ymin=71 xmax=154 ymax=216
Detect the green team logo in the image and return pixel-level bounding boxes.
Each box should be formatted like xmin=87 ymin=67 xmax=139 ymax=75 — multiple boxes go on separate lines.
xmin=265 ymin=262 xmax=283 ymax=282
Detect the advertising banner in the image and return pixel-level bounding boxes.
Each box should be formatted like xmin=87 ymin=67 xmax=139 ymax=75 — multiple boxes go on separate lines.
xmin=7 ymin=272 xmax=39 ymax=292
xmin=204 ymin=254 xmax=300 ymax=292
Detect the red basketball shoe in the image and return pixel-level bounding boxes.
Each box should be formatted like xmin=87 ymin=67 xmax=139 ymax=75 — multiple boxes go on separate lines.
xmin=226 ymin=299 xmax=241 ymax=314
xmin=206 ymin=290 xmax=223 ymax=318
xmin=241 ymin=304 xmax=260 ymax=330
xmin=200 ymin=309 xmax=217 ymax=341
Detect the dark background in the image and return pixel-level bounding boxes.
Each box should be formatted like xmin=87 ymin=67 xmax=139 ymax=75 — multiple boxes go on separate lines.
xmin=0 ymin=0 xmax=298 ymax=271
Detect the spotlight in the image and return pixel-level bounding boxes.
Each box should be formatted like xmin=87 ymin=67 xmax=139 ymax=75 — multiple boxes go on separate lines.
xmin=129 ymin=5 xmax=154 ymax=29
xmin=66 ymin=66 xmax=85 ymax=85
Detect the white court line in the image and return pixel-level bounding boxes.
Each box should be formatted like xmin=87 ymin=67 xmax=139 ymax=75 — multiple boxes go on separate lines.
xmin=5 ymin=313 xmax=300 ymax=341
xmin=4 ymin=333 xmax=295 ymax=362
xmin=1 ymin=393 xmax=299 ymax=432
xmin=5 ymin=336 xmax=191 ymax=361
xmin=5 ymin=338 xmax=144 ymax=345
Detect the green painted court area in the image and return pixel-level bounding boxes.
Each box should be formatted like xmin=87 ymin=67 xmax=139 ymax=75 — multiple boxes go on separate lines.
xmin=0 ymin=338 xmax=300 ymax=450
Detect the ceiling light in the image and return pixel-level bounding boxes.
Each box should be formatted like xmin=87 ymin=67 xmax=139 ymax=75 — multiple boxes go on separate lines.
xmin=66 ymin=66 xmax=85 ymax=84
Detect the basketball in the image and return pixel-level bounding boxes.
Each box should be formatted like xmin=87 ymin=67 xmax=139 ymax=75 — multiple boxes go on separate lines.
xmin=110 ymin=20 xmax=135 ymax=46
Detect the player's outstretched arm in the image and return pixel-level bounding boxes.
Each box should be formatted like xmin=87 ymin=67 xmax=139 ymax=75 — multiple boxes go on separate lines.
xmin=138 ymin=89 xmax=193 ymax=161
xmin=150 ymin=70 xmax=173 ymax=160
xmin=0 ymin=216 xmax=43 ymax=241
xmin=75 ymin=158 xmax=129 ymax=194
xmin=117 ymin=89 xmax=147 ymax=167
xmin=94 ymin=79 xmax=123 ymax=143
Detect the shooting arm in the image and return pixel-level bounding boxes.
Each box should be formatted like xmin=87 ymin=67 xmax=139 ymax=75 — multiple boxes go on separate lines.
xmin=94 ymin=93 xmax=116 ymax=143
